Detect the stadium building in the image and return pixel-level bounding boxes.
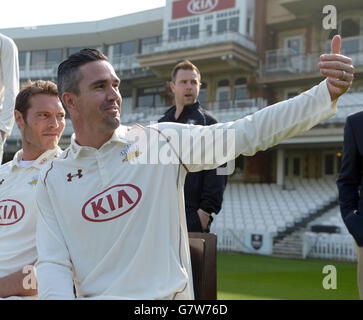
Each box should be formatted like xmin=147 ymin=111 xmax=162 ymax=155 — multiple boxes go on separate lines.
xmin=1 ymin=0 xmax=363 ymax=260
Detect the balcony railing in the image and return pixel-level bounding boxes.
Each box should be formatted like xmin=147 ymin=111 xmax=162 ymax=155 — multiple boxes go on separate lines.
xmin=20 ymin=61 xmax=59 ymax=79
xmin=120 ymin=97 xmax=268 ymax=125
xmin=110 ymin=54 xmax=140 ymax=72
xmin=139 ymin=30 xmax=256 ymax=55
xmin=261 ymin=36 xmax=363 ymax=78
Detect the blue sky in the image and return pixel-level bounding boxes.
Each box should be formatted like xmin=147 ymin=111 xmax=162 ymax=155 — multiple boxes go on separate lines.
xmin=1 ymin=0 xmax=166 ymax=29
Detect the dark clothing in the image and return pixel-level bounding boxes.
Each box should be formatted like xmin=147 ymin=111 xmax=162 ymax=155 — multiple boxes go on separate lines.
xmin=337 ymin=111 xmax=363 ymax=246
xmin=159 ymin=101 xmax=227 ymax=232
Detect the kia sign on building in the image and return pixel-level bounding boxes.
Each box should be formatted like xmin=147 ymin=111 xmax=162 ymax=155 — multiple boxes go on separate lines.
xmin=172 ymin=0 xmax=236 ymax=19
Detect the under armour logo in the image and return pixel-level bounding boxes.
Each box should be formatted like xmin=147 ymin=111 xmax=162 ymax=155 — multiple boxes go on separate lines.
xmin=67 ymin=170 xmax=83 ymax=182
xmin=0 ymin=179 xmax=4 ymax=185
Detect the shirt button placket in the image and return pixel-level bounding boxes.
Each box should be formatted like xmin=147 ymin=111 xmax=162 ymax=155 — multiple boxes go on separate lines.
xmin=97 ymin=152 xmax=108 ymax=187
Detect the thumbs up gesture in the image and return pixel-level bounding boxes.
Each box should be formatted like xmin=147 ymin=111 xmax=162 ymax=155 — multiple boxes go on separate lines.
xmin=318 ymin=35 xmax=354 ymax=101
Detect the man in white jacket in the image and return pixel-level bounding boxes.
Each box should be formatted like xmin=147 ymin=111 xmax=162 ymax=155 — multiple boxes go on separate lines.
xmin=35 ymin=35 xmax=354 ymax=299
xmin=0 ymin=80 xmax=65 ymax=299
xmin=0 ymin=33 xmax=19 ymax=163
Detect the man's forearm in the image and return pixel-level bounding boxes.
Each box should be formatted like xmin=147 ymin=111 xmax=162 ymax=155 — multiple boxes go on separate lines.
xmin=0 ymin=264 xmax=37 ymax=298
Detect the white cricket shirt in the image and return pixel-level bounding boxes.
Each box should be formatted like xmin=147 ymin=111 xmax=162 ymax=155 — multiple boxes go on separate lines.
xmin=0 ymin=33 xmax=19 ymax=136
xmin=35 ymin=80 xmax=337 ymax=299
xmin=0 ymin=147 xmax=62 ymax=278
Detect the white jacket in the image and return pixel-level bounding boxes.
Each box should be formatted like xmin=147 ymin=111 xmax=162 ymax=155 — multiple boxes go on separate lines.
xmin=35 ymin=80 xmax=337 ymax=299
xmin=0 ymin=33 xmax=19 ymax=136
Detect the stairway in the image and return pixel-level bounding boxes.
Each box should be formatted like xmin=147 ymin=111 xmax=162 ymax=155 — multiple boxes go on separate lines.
xmin=272 ymin=229 xmax=307 ymax=259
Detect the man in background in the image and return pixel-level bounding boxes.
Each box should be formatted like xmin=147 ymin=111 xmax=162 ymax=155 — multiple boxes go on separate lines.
xmin=0 ymin=33 xmax=19 ymax=163
xmin=337 ymin=111 xmax=363 ymax=300
xmin=0 ymin=80 xmax=65 ymax=299
xmin=159 ymin=60 xmax=227 ymax=233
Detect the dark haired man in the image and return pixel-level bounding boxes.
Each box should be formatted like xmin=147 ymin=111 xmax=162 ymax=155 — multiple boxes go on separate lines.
xmin=159 ymin=60 xmax=226 ymax=233
xmin=0 ymin=80 xmax=65 ymax=299
xmin=35 ymin=36 xmax=354 ymax=299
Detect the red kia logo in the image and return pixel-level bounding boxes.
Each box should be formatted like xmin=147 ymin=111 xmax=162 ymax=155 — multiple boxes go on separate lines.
xmin=82 ymin=184 xmax=142 ymax=222
xmin=187 ymin=0 xmax=218 ymax=14
xmin=0 ymin=199 xmax=25 ymax=226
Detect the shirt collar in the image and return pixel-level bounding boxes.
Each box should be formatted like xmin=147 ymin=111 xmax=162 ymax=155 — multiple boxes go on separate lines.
xmin=170 ymin=101 xmax=200 ymax=120
xmin=11 ymin=146 xmax=63 ymax=170
xmin=69 ymin=125 xmax=132 ymax=159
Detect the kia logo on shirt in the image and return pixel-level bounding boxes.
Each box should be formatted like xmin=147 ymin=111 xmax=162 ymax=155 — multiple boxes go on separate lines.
xmin=187 ymin=0 xmax=218 ymax=14
xmin=0 ymin=199 xmax=25 ymax=226
xmin=82 ymin=184 xmax=142 ymax=222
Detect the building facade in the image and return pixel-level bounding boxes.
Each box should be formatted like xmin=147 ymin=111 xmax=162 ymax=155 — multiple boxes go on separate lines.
xmin=1 ymin=0 xmax=362 ymax=185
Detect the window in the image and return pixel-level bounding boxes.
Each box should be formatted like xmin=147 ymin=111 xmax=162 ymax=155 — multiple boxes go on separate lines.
xmin=217 ymin=17 xmax=239 ymax=34
xmin=30 ymin=49 xmax=62 ymax=69
xmin=293 ymin=157 xmax=301 ymax=176
xmin=47 ymin=49 xmax=62 ymax=63
xmin=217 ymin=19 xmax=228 ymax=33
xmin=169 ymin=28 xmax=178 ymax=42
xmin=285 ymin=37 xmax=302 ymax=54
xmin=190 ymin=24 xmax=199 ymax=39
xmin=230 ymin=17 xmax=239 ymax=32
xmin=234 ymin=78 xmax=247 ymax=100
xmin=137 ymin=87 xmax=165 ymax=108
xmin=206 ymin=24 xmax=213 ymax=36
xmin=140 ymin=36 xmax=162 ymax=54
xmin=324 ymin=154 xmax=334 ymax=175
xmin=113 ymin=41 xmax=136 ymax=56
xmin=18 ymin=51 xmax=26 ymax=70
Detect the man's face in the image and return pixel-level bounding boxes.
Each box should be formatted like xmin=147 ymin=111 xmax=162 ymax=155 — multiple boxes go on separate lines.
xmin=171 ymin=69 xmax=201 ymax=107
xmin=20 ymin=94 xmax=65 ymax=156
xmin=73 ymin=60 xmax=122 ymax=135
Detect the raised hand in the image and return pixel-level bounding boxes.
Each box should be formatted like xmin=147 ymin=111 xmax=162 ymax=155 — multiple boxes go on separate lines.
xmin=318 ymin=35 xmax=354 ymax=101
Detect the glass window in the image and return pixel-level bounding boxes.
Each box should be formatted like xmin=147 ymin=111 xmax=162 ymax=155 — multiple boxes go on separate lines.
xmin=206 ymin=24 xmax=213 ymax=36
xmin=47 ymin=49 xmax=62 ymax=63
xmin=217 ymin=19 xmax=228 ymax=33
xmin=342 ymin=38 xmax=359 ymax=54
xmin=18 ymin=51 xmax=26 ymax=69
xmin=180 ymin=26 xmax=188 ymax=40
xmin=230 ymin=17 xmax=239 ymax=32
xmin=284 ymin=158 xmax=289 ymax=176
xmin=234 ymin=86 xmax=247 ymax=100
xmin=140 ymin=36 xmax=162 ymax=53
xmin=199 ymin=89 xmax=207 ymax=104
xmin=31 ymin=50 xmax=46 ymax=69
xmin=293 ymin=157 xmax=300 ymax=176
xmin=218 ymin=79 xmax=229 ymax=87
xmin=190 ymin=24 xmax=199 ymax=39
xmin=341 ymin=18 xmax=360 ymax=38
xmin=169 ymin=28 xmax=178 ymax=42
xmin=324 ymin=154 xmax=334 ymax=175
xmin=121 ymin=41 xmax=136 ymax=55
xmin=286 ymin=37 xmax=301 ymax=54
xmin=68 ymin=47 xmax=82 ymax=56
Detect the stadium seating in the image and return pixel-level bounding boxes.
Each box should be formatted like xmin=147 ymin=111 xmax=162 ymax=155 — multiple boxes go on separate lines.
xmin=303 ymin=206 xmax=356 ymax=261
xmin=211 ymin=178 xmax=338 ymax=252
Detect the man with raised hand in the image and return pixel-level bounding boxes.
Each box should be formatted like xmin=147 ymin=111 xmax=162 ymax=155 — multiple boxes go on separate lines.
xmin=0 ymin=80 xmax=65 ymax=299
xmin=0 ymin=33 xmax=19 ymax=163
xmin=35 ymin=35 xmax=353 ymax=299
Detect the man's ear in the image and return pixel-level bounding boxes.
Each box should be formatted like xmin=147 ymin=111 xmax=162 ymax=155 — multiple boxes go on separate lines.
xmin=170 ymin=81 xmax=175 ymax=94
xmin=14 ymin=110 xmax=25 ymax=130
xmin=62 ymin=92 xmax=77 ymax=113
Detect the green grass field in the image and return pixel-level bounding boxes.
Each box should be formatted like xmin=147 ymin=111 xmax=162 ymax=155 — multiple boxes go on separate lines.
xmin=217 ymin=253 xmax=359 ymax=300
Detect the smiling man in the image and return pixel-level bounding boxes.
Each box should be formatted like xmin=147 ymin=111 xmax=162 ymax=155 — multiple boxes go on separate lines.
xmin=0 ymin=80 xmax=65 ymax=299
xmin=35 ymin=37 xmax=354 ymax=300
